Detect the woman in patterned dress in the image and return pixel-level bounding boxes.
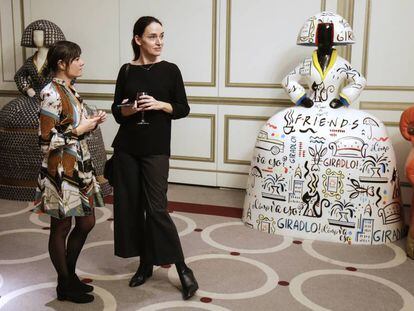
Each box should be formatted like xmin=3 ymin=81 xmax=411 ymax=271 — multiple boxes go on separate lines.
xmin=33 ymin=41 xmax=107 ymax=304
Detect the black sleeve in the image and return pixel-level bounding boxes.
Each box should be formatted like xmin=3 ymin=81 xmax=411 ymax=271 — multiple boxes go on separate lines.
xmin=170 ymin=65 xmax=190 ymax=120
xmin=111 ymin=64 xmax=135 ymax=124
xmin=14 ymin=61 xmax=31 ymax=94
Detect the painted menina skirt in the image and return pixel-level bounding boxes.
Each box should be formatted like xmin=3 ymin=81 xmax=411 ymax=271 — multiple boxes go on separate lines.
xmin=242 ymin=106 xmax=404 ymax=245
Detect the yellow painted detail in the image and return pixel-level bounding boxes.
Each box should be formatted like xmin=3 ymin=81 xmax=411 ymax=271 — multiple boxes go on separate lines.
xmin=340 ymin=92 xmax=351 ymax=105
xmin=312 ymin=49 xmax=337 ymax=81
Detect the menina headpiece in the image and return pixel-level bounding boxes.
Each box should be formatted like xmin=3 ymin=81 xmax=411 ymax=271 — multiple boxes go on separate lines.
xmin=21 ymin=19 xmax=65 ymax=48
xmin=297 ymin=11 xmax=354 ymax=46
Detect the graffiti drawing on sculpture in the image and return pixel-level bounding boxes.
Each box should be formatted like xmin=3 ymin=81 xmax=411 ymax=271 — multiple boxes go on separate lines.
xmin=242 ymin=12 xmax=404 ymax=245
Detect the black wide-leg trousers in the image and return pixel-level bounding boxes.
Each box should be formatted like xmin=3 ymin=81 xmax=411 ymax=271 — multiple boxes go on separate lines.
xmin=113 ymin=150 xmax=184 ymax=265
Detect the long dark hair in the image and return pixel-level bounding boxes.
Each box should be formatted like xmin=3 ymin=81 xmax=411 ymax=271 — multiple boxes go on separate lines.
xmin=43 ymin=40 xmax=81 ymax=76
xmin=131 ymin=16 xmax=162 ymax=61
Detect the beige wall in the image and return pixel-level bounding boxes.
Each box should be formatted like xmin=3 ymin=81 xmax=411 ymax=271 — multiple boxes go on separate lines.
xmin=0 ymin=0 xmax=413 ymax=205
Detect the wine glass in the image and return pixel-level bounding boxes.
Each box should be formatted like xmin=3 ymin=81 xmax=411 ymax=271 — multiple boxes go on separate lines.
xmin=84 ymin=104 xmax=99 ymax=140
xmin=87 ymin=104 xmax=98 ymax=118
xmin=137 ymin=91 xmax=149 ymax=125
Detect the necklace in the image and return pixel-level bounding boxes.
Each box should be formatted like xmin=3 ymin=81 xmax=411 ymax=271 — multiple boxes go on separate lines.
xmin=139 ymin=63 xmax=156 ymax=71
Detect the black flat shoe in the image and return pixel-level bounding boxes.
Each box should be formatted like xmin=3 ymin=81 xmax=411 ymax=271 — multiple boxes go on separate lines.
xmin=56 ymin=277 xmax=94 ymax=304
xmin=57 ymin=289 xmax=94 ymax=304
xmin=178 ymin=267 xmax=199 ymax=300
xmin=73 ymin=274 xmax=93 ymax=293
xmin=129 ymin=264 xmax=153 ymax=287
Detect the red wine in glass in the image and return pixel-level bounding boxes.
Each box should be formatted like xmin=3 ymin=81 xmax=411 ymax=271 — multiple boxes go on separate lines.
xmin=137 ymin=91 xmax=149 ymax=125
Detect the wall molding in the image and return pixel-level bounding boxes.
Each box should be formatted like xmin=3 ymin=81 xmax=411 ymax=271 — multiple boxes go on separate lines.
xmin=383 ymin=121 xmax=399 ymax=128
xmin=170 ymin=166 xmax=248 ymax=176
xmin=336 ymin=0 xmax=354 ymax=62
xmin=224 ymin=114 xmax=268 ymax=165
xmin=171 ymin=113 xmax=216 ymax=162
xmin=362 ymin=0 xmax=414 ymax=91
xmin=70 ymin=0 xmax=217 ymax=87
xmin=360 ymin=101 xmax=412 ymax=111
xmin=104 ymin=113 xmax=216 ymax=163
xmin=1 ymin=0 xmax=18 ymax=83
xmin=225 ymin=0 xmax=326 ymax=88
xmin=0 ymin=90 xmax=19 ymax=97
xmin=1 ymin=90 xmax=410 ymax=113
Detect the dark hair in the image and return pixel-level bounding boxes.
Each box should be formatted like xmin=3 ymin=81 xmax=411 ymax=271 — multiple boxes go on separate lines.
xmin=44 ymin=40 xmax=81 ymax=76
xmin=131 ymin=16 xmax=162 ymax=61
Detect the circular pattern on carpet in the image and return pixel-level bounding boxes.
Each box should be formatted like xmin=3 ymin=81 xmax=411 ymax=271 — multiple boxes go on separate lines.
xmin=0 ymin=202 xmax=33 ymax=218
xmin=0 ymin=229 xmax=49 ymax=264
xmin=136 ymin=300 xmax=231 ymax=310
xmin=0 ymin=282 xmax=117 ymax=310
xmin=201 ymin=221 xmax=293 ymax=254
xmin=302 ymin=240 xmax=406 ymax=269
xmin=170 ymin=213 xmax=197 ymax=237
xmin=168 ymin=254 xmax=278 ymax=300
xmin=289 ymin=269 xmax=414 ymax=311
xmin=75 ymin=240 xmax=159 ymax=280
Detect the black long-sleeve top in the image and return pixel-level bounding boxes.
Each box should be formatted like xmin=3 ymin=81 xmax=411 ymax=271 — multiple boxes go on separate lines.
xmin=111 ymin=61 xmax=190 ymax=156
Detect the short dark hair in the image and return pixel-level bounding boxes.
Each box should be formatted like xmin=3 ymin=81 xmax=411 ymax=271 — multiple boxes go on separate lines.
xmin=44 ymin=40 xmax=81 ymax=76
xmin=131 ymin=16 xmax=162 ymax=61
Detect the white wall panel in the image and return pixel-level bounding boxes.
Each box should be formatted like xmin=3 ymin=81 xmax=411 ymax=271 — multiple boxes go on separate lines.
xmin=364 ymin=0 xmax=414 ymax=88
xmin=120 ymin=0 xmax=215 ymax=85
xmin=227 ymin=0 xmax=322 ymax=86
xmin=225 ymin=116 xmax=265 ymax=164
xmin=169 ymin=168 xmax=217 ymax=186
xmin=217 ymin=104 xmax=285 ymax=175
xmin=171 ymin=114 xmax=214 ymax=161
xmin=0 ymin=0 xmax=18 ymax=83
xmin=26 ymin=0 xmax=119 ymax=81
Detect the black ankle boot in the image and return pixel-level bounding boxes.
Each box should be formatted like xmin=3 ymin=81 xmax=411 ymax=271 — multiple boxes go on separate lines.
xmin=73 ymin=274 xmax=94 ymax=293
xmin=129 ymin=263 xmax=153 ymax=287
xmin=177 ymin=267 xmax=199 ymax=300
xmin=56 ymin=277 xmax=94 ymax=304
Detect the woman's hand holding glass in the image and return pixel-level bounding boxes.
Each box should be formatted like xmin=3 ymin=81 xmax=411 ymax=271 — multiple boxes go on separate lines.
xmin=95 ymin=110 xmax=107 ymax=124
xmin=76 ymin=105 xmax=107 ymax=136
xmin=137 ymin=94 xmax=169 ymax=112
xmin=119 ymin=95 xmax=172 ymax=117
xmin=87 ymin=105 xmax=107 ymax=125
xmin=75 ymin=116 xmax=100 ymax=136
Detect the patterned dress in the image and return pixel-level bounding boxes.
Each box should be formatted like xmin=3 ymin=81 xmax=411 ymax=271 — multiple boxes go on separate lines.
xmin=33 ymin=78 xmax=104 ymax=219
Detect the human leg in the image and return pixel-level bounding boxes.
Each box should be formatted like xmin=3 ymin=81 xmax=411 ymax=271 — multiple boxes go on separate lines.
xmin=49 ymin=216 xmax=72 ymax=279
xmin=113 ymin=151 xmax=145 ymax=258
xmin=66 ymin=214 xmax=96 ymax=292
xmin=49 ymin=216 xmax=93 ymax=303
xmin=141 ymin=155 xmax=198 ymax=298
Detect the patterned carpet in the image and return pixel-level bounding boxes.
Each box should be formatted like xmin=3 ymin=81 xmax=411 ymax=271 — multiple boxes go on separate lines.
xmin=0 ymin=197 xmax=414 ymax=311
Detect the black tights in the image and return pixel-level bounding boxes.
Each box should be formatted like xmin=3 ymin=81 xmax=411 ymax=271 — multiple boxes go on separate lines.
xmin=49 ymin=214 xmax=95 ymax=279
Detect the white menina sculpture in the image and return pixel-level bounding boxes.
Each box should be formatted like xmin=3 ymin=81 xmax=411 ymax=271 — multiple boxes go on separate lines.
xmin=242 ymin=12 xmax=404 ymax=245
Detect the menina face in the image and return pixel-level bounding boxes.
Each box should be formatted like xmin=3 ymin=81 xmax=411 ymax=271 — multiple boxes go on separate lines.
xmin=135 ymin=22 xmax=164 ymax=58
xmin=60 ymin=56 xmax=84 ymax=79
xmin=33 ymin=30 xmax=44 ymax=48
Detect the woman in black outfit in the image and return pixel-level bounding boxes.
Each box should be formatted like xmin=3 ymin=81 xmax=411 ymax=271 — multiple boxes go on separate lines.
xmin=111 ymin=16 xmax=198 ymax=300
